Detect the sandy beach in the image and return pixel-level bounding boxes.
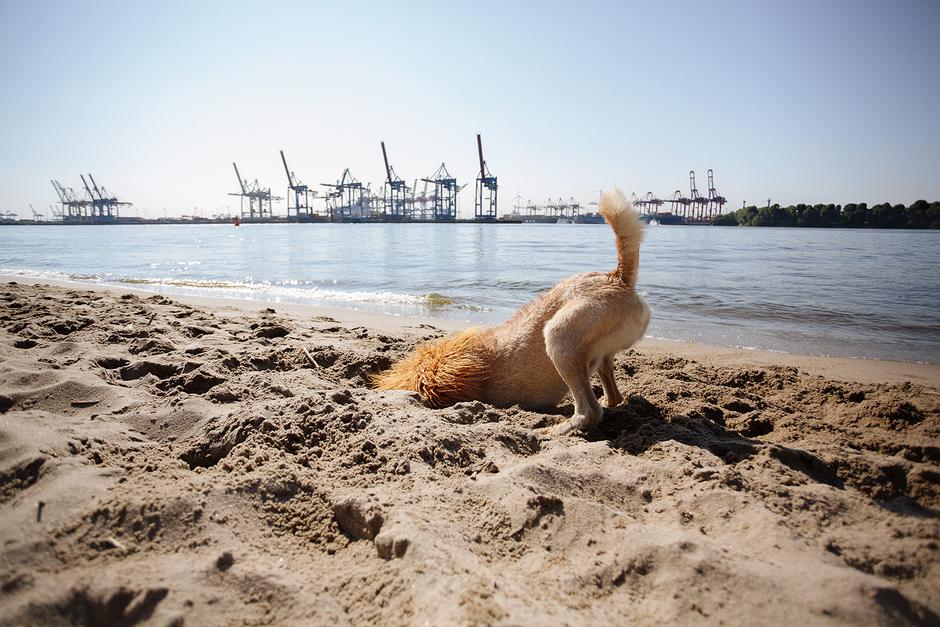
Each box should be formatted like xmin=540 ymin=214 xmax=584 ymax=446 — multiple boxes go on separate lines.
xmin=1 ymin=279 xmax=938 ymax=625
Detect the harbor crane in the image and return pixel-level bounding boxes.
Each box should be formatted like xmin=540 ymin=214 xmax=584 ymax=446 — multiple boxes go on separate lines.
xmin=690 ymin=171 xmax=709 ymax=222
xmin=89 ymin=174 xmax=131 ymax=220
xmin=280 ymin=150 xmax=315 ymax=219
xmin=707 ymin=169 xmax=727 ymax=216
xmin=637 ymin=192 xmax=664 ymax=217
xmin=422 ymin=163 xmax=459 ymax=221
xmin=79 ymin=175 xmax=98 ymax=216
xmin=321 ymin=169 xmax=364 ymax=222
xmin=78 ymin=174 xmax=104 ymax=220
xmin=668 ymin=189 xmax=692 ymax=219
xmin=474 ymin=133 xmax=497 ymax=220
xmin=51 ymin=179 xmax=91 ymax=220
xmin=229 ymin=162 xmax=279 ymax=219
xmin=567 ymin=197 xmax=583 ymax=217
xmin=380 ymin=141 xmax=409 ymax=219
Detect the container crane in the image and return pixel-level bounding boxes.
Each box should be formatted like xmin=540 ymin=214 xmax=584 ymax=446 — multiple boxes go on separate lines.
xmin=381 ymin=141 xmax=409 ymax=219
xmin=320 ymin=169 xmax=364 ymax=222
xmin=707 ymin=169 xmax=727 ymax=217
xmin=474 ymin=133 xmax=497 ymax=220
xmin=690 ymin=171 xmax=709 ymax=223
xmin=668 ymin=189 xmax=692 ymax=220
xmin=422 ymin=163 xmax=459 ymax=221
xmin=280 ymin=150 xmax=314 ymax=219
xmin=229 ymin=162 xmax=279 ymax=219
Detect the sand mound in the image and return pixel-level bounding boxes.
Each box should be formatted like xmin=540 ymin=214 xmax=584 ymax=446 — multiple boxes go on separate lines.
xmin=1 ymin=282 xmax=938 ymax=625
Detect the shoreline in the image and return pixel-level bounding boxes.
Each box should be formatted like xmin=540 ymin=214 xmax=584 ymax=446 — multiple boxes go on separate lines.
xmin=2 ymin=274 xmax=937 ymax=388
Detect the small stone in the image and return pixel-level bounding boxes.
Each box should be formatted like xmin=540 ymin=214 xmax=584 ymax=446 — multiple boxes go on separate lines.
xmin=329 ymin=390 xmax=352 ymax=405
xmin=215 ymin=551 xmax=235 ymax=571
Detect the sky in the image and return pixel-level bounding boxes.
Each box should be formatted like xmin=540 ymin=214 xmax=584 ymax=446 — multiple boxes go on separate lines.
xmin=1 ymin=0 xmax=939 ymax=219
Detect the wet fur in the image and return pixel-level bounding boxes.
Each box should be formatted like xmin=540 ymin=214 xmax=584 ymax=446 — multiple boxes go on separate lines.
xmin=374 ymin=189 xmax=650 ymax=433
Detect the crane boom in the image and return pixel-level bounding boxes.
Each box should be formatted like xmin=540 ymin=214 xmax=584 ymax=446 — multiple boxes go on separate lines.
xmin=51 ymin=180 xmax=65 ymax=202
xmin=80 ymin=175 xmax=95 ymax=200
xmin=476 ymin=133 xmax=486 ymax=177
xmin=381 ymin=141 xmax=393 ymax=183
xmin=88 ymin=174 xmax=104 ymax=200
xmin=280 ymin=150 xmax=295 ymax=187
xmin=232 ymin=162 xmax=248 ymax=194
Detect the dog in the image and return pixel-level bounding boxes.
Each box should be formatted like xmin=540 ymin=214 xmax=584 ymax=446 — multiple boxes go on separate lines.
xmin=373 ymin=189 xmax=649 ymax=434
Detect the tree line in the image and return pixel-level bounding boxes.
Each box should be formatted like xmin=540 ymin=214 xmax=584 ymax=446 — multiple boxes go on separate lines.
xmin=711 ymin=200 xmax=940 ymax=228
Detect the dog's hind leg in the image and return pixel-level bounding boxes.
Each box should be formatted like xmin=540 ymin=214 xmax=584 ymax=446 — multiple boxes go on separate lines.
xmin=598 ymin=354 xmax=623 ymax=408
xmin=544 ymin=323 xmax=604 ymax=434
xmin=551 ymin=354 xmax=602 ymax=434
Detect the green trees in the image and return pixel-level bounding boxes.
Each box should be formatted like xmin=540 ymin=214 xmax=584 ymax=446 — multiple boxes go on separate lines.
xmin=712 ymin=212 xmax=738 ymax=226
xmin=710 ymin=200 xmax=940 ymax=228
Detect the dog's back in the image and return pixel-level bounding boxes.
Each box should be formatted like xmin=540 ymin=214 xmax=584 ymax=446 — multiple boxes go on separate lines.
xmin=374 ymin=189 xmax=649 ymax=431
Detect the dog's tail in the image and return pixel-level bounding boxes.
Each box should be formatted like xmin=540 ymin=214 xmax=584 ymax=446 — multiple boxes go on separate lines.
xmin=599 ymin=189 xmax=644 ymax=288
xmin=371 ymin=328 xmax=488 ymax=408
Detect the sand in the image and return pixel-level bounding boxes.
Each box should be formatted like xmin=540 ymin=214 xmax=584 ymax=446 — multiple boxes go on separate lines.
xmin=0 ymin=279 xmax=938 ymax=626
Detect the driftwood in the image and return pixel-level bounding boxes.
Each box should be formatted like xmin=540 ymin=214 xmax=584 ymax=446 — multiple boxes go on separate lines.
xmin=302 ymin=347 xmax=320 ymax=368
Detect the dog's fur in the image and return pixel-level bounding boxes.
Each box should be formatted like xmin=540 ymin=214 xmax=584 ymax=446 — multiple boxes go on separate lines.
xmin=373 ymin=189 xmax=650 ymax=433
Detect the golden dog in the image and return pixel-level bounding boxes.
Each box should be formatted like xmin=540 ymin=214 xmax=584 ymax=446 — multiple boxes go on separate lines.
xmin=374 ymin=189 xmax=649 ymax=433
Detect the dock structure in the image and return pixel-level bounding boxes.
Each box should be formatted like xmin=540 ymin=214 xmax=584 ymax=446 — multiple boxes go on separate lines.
xmin=667 ymin=189 xmax=692 ymax=219
xmin=422 ymin=163 xmax=461 ymax=221
xmin=280 ymin=150 xmax=317 ymax=220
xmin=380 ymin=142 xmax=410 ymax=220
xmin=362 ymin=184 xmax=383 ymax=218
xmin=412 ymin=179 xmax=433 ymax=220
xmin=637 ymin=169 xmax=727 ymax=223
xmin=636 ymin=192 xmax=663 ymax=216
xmin=567 ymin=197 xmax=583 ymax=217
xmin=83 ymin=174 xmax=130 ymax=221
xmin=321 ymin=169 xmax=365 ymax=221
xmin=501 ymin=194 xmax=599 ymax=223
xmin=230 ymin=162 xmax=279 ymax=219
xmin=51 ymin=179 xmax=88 ymax=219
xmin=474 ymin=134 xmax=498 ymax=221
xmin=51 ymin=176 xmax=130 ymax=223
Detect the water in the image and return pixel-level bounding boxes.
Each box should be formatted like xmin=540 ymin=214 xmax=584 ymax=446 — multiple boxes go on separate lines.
xmin=1 ymin=223 xmax=938 ymax=363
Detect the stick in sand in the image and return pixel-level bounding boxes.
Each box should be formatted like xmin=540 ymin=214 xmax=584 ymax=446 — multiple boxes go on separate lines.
xmin=302 ymin=347 xmax=320 ymax=368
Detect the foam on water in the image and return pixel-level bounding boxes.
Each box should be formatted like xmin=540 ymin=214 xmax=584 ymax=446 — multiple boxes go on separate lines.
xmin=0 ymin=267 xmax=489 ymax=318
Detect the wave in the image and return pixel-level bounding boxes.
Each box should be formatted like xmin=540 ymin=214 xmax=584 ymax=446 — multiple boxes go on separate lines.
xmin=115 ymin=278 xmax=487 ymax=311
xmin=0 ymin=268 xmax=491 ymax=314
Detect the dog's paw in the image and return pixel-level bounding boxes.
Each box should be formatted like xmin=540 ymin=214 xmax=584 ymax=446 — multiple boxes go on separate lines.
xmin=551 ymin=414 xmax=597 ymax=436
xmin=603 ymin=392 xmax=624 ymax=408
xmin=550 ymin=421 xmax=578 ymax=437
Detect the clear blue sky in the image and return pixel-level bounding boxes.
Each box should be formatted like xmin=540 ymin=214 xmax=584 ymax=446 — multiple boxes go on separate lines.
xmin=1 ymin=0 xmax=938 ymax=218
